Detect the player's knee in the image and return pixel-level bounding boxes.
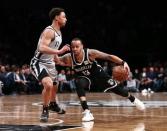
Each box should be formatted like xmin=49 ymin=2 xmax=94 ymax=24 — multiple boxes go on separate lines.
xmin=76 ymin=88 xmax=85 ymax=97
xmin=42 ymin=81 xmax=53 ymax=91
xmin=75 ymin=77 xmax=90 ymax=89
xmin=111 ymin=85 xmax=129 ymax=97
xmin=74 ymin=77 xmax=90 ymax=97
xmin=119 ymin=91 xmax=129 ymax=97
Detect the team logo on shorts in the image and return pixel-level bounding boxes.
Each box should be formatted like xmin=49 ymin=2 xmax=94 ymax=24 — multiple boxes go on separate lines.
xmin=107 ymin=79 xmax=115 ymax=86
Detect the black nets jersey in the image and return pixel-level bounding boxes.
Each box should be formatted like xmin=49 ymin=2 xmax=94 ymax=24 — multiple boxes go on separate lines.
xmin=71 ymin=48 xmax=99 ymax=78
xmin=71 ymin=48 xmax=118 ymax=92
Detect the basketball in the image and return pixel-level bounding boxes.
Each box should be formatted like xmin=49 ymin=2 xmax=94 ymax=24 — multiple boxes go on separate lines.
xmin=112 ymin=65 xmax=128 ymax=82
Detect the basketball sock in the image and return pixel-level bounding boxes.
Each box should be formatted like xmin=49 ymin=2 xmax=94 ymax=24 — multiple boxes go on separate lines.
xmin=42 ymin=105 xmax=49 ymax=112
xmin=49 ymin=101 xmax=60 ymax=111
xmin=43 ymin=104 xmax=48 ymax=108
xmin=40 ymin=105 xmax=49 ymax=122
xmin=81 ymin=101 xmax=89 ymax=110
xmin=128 ymin=95 xmax=135 ymax=102
xmin=50 ymin=101 xmax=57 ymax=105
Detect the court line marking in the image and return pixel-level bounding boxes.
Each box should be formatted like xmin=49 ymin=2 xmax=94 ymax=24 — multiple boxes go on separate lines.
xmin=32 ymin=101 xmax=167 ymax=107
xmin=0 ymin=112 xmax=167 ymax=118
xmin=65 ymin=112 xmax=167 ymax=118
xmin=0 ymin=115 xmax=63 ymax=126
xmin=0 ymin=111 xmax=166 ymax=118
xmin=0 ymin=114 xmax=83 ymax=130
xmin=0 ymin=111 xmax=42 ymax=114
xmin=56 ymin=126 xmax=83 ymax=131
xmin=32 ymin=102 xmax=43 ymax=106
xmin=39 ymin=119 xmax=64 ymax=126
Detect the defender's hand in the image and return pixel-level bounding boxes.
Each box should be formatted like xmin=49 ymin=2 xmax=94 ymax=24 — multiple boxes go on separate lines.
xmin=59 ymin=44 xmax=70 ymax=54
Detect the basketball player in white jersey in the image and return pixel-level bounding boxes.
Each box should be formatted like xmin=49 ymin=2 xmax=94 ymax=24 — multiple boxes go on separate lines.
xmin=30 ymin=8 xmax=70 ymax=122
xmin=54 ymin=38 xmax=145 ymax=122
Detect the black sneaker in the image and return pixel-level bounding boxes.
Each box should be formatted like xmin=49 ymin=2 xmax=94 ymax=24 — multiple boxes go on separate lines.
xmin=49 ymin=102 xmax=66 ymax=114
xmin=40 ymin=106 xmax=49 ymax=122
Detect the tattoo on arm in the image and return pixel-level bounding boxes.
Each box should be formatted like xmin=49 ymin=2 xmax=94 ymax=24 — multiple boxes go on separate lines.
xmin=89 ymin=49 xmax=112 ymax=61
xmin=59 ymin=54 xmax=72 ymax=66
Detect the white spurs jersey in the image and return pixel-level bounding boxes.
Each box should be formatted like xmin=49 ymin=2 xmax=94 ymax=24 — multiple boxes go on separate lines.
xmin=33 ymin=26 xmax=62 ymax=64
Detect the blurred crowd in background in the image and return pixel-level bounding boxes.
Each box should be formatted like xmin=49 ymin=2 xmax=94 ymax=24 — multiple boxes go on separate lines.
xmin=0 ymin=61 xmax=167 ymax=96
xmin=0 ymin=1 xmax=167 ymax=95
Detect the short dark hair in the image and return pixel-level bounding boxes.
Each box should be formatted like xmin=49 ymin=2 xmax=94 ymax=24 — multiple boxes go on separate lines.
xmin=49 ymin=8 xmax=65 ymax=21
xmin=71 ymin=37 xmax=83 ymax=44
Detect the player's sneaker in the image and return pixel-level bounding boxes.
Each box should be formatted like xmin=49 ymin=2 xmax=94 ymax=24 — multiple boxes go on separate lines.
xmin=40 ymin=106 xmax=49 ymax=122
xmin=133 ymin=98 xmax=145 ymax=111
xmin=82 ymin=109 xmax=94 ymax=122
xmin=49 ymin=102 xmax=66 ymax=114
xmin=82 ymin=121 xmax=94 ymax=129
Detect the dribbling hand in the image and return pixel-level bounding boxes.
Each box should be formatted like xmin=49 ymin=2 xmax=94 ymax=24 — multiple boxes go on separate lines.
xmin=123 ymin=62 xmax=130 ymax=77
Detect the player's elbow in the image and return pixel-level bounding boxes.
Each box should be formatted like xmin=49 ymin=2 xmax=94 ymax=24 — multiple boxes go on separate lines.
xmin=106 ymin=55 xmax=113 ymax=61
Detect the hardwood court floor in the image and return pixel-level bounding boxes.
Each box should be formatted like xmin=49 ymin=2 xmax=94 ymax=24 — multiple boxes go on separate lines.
xmin=0 ymin=92 xmax=167 ymax=131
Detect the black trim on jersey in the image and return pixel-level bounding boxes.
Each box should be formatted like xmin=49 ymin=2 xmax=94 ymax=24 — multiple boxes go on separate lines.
xmin=35 ymin=52 xmax=43 ymax=60
xmin=30 ymin=61 xmax=36 ymax=74
xmin=50 ymin=25 xmax=61 ymax=36
xmin=72 ymin=49 xmax=85 ymax=65
xmin=84 ymin=48 xmax=88 ymax=61
xmin=36 ymin=60 xmax=40 ymax=75
xmin=38 ymin=69 xmax=49 ymax=81
xmin=30 ymin=59 xmax=40 ymax=77
xmin=86 ymin=49 xmax=93 ymax=63
xmin=35 ymin=61 xmax=40 ymax=75
xmin=33 ymin=57 xmax=53 ymax=64
xmin=45 ymin=27 xmax=55 ymax=41
xmin=76 ymin=76 xmax=91 ymax=90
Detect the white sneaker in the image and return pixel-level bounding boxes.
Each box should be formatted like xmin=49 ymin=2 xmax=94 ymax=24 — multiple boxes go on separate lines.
xmin=82 ymin=110 xmax=94 ymax=122
xmin=133 ymin=123 xmax=145 ymax=131
xmin=133 ymin=98 xmax=145 ymax=111
xmin=82 ymin=121 xmax=94 ymax=128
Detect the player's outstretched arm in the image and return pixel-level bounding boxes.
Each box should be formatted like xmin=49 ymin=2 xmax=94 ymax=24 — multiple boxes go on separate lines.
xmin=89 ymin=49 xmax=130 ymax=73
xmin=54 ymin=53 xmax=72 ymax=67
xmin=89 ymin=49 xmax=123 ymax=64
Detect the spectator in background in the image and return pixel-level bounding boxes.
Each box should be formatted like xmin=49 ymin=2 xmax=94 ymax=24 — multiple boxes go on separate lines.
xmin=66 ymin=69 xmax=76 ymax=92
xmin=126 ymin=72 xmax=139 ymax=92
xmin=154 ymin=67 xmax=165 ymax=92
xmin=58 ymin=69 xmax=69 ymax=92
xmin=139 ymin=67 xmax=153 ymax=93
xmin=24 ymin=65 xmax=42 ymax=94
xmin=0 ymin=65 xmax=7 ymax=91
xmin=13 ymin=66 xmax=27 ymax=94
xmin=4 ymin=65 xmax=16 ymax=95
xmin=147 ymin=67 xmax=157 ymax=92
xmin=133 ymin=68 xmax=140 ymax=80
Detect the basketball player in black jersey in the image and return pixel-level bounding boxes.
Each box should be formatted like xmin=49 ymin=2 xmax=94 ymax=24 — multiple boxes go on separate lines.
xmin=30 ymin=8 xmax=70 ymax=122
xmin=54 ymin=37 xmax=145 ymax=122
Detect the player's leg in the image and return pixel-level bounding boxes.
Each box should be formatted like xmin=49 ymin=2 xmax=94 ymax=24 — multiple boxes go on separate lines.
xmin=74 ymin=77 xmax=94 ymax=121
xmin=95 ymin=65 xmax=145 ymax=111
xmin=47 ymin=65 xmax=66 ymax=114
xmin=49 ymin=83 xmax=65 ymax=114
xmin=30 ymin=61 xmax=51 ymax=122
xmin=104 ymin=80 xmax=146 ymax=111
xmin=40 ymin=73 xmax=53 ymax=122
xmin=110 ymin=84 xmax=145 ymax=110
